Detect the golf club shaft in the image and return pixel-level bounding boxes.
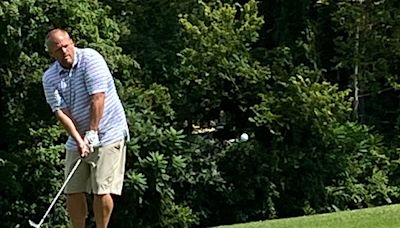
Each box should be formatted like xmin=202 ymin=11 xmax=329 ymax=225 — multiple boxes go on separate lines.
xmin=35 ymin=159 xmax=82 ymax=227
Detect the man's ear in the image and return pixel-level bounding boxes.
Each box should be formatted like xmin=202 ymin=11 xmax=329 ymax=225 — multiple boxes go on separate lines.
xmin=47 ymin=50 xmax=56 ymax=62
xmin=48 ymin=51 xmax=55 ymax=59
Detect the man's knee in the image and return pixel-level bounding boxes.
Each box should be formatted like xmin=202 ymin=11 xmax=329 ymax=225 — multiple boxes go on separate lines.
xmin=94 ymin=194 xmax=113 ymax=203
xmin=66 ymin=193 xmax=88 ymax=216
xmin=67 ymin=192 xmax=86 ymax=201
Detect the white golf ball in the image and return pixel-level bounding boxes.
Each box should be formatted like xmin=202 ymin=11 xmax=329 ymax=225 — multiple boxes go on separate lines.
xmin=240 ymin=133 xmax=249 ymax=142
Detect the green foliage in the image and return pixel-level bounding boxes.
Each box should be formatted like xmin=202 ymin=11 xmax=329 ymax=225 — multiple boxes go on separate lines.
xmin=176 ymin=0 xmax=269 ymax=124
xmin=248 ymin=66 xmax=352 ymax=216
xmin=217 ymin=141 xmax=279 ymax=224
xmin=330 ymin=0 xmax=400 ymax=89
xmin=160 ymin=199 xmax=198 ymax=228
xmin=120 ymin=84 xmax=176 ymax=126
xmin=249 ymin=59 xmax=395 ymax=217
xmin=318 ymin=0 xmax=400 ymax=134
xmin=251 ymin=69 xmax=352 ymax=135
xmin=0 ymin=125 xmax=67 ymax=227
xmin=325 ymin=122 xmax=399 ymax=210
xmin=0 ymin=155 xmax=20 ymax=228
xmin=173 ymin=135 xmax=227 ymax=226
xmin=2 ymin=0 xmax=400 ymax=227
xmin=0 ymin=0 xmax=137 ymax=226
xmin=0 ymin=0 xmax=137 ymax=141
xmin=113 ymin=84 xmax=227 ymax=227
xmin=101 ymin=0 xmax=192 ymax=86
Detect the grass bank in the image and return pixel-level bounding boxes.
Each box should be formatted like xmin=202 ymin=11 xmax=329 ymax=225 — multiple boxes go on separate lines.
xmin=215 ymin=204 xmax=400 ymax=228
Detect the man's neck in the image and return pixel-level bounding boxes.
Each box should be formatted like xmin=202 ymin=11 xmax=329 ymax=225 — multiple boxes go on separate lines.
xmin=60 ymin=62 xmax=72 ymax=69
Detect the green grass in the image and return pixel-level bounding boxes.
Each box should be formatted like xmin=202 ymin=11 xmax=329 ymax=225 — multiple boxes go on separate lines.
xmin=214 ymin=204 xmax=400 ymax=228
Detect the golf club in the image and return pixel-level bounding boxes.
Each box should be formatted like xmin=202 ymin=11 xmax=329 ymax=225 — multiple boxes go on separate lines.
xmin=29 ymin=158 xmax=82 ymax=228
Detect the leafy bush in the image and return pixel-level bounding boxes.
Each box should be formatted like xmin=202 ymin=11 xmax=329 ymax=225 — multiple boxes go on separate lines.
xmin=249 ymin=65 xmax=397 ymax=217
xmin=325 ymin=123 xmax=399 ymax=211
xmin=217 ymin=140 xmax=279 ymax=224
xmin=113 ymin=85 xmax=227 ymax=227
xmin=1 ymin=125 xmax=68 ymax=227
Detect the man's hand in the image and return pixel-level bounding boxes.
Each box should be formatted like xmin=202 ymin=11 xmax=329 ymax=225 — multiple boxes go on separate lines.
xmin=84 ymin=130 xmax=101 ymax=152
xmin=78 ymin=141 xmax=90 ymax=158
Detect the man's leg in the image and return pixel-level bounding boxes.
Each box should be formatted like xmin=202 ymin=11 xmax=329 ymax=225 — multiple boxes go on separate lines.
xmin=67 ymin=193 xmax=88 ymax=228
xmin=91 ymin=139 xmax=126 ymax=227
xmin=65 ymin=149 xmax=91 ymax=228
xmin=93 ymin=194 xmax=114 ymax=228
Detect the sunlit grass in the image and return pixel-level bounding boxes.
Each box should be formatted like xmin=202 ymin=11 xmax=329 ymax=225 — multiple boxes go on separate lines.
xmin=214 ymin=204 xmax=400 ymax=228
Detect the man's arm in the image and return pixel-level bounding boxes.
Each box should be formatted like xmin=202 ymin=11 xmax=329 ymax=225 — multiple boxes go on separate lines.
xmin=55 ymin=109 xmax=88 ymax=156
xmin=83 ymin=49 xmax=108 ymax=146
xmin=88 ymin=92 xmax=105 ymax=131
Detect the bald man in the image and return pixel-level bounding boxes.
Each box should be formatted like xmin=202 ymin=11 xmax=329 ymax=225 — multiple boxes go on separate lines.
xmin=42 ymin=28 xmax=129 ymax=228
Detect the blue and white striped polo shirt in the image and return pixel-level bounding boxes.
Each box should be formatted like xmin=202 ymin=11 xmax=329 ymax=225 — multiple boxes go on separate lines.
xmin=43 ymin=47 xmax=129 ymax=151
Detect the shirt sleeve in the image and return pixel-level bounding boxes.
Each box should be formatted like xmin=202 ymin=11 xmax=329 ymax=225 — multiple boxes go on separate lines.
xmin=43 ymin=79 xmax=67 ymax=112
xmin=84 ymin=49 xmax=111 ymax=95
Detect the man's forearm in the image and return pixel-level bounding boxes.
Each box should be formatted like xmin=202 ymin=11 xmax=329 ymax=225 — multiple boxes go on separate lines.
xmin=89 ymin=92 xmax=105 ymax=131
xmin=55 ymin=109 xmax=84 ymax=144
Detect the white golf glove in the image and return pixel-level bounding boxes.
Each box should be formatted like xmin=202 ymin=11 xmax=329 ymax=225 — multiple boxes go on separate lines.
xmin=84 ymin=130 xmax=101 ymax=152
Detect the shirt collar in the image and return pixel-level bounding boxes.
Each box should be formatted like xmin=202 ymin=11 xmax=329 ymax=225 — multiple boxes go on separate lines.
xmin=58 ymin=47 xmax=79 ymax=75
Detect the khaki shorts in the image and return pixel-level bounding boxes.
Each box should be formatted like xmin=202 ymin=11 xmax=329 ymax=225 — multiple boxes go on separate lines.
xmin=64 ymin=139 xmax=126 ymax=195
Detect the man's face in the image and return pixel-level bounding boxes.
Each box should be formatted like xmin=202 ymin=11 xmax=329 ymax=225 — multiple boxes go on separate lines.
xmin=47 ymin=31 xmax=75 ymax=69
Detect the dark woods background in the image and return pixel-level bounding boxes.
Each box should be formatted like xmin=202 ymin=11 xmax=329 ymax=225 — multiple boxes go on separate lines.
xmin=2 ymin=0 xmax=400 ymax=227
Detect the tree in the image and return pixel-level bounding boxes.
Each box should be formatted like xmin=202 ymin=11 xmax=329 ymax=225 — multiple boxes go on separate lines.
xmin=324 ymin=0 xmax=400 ymax=135
xmin=175 ymin=0 xmax=269 ymax=135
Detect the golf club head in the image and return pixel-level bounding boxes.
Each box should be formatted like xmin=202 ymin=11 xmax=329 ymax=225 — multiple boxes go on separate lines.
xmin=28 ymin=220 xmax=40 ymax=228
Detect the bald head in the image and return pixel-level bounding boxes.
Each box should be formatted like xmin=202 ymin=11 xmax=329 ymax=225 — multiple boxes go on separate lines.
xmin=45 ymin=29 xmax=71 ymax=50
xmin=45 ymin=29 xmax=75 ymax=68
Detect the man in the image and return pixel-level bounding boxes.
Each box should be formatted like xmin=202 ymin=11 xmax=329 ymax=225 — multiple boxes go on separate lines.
xmin=42 ymin=28 xmax=129 ymax=228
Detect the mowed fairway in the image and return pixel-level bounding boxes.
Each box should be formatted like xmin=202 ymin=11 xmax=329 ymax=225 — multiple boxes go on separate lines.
xmin=215 ymin=204 xmax=400 ymax=228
